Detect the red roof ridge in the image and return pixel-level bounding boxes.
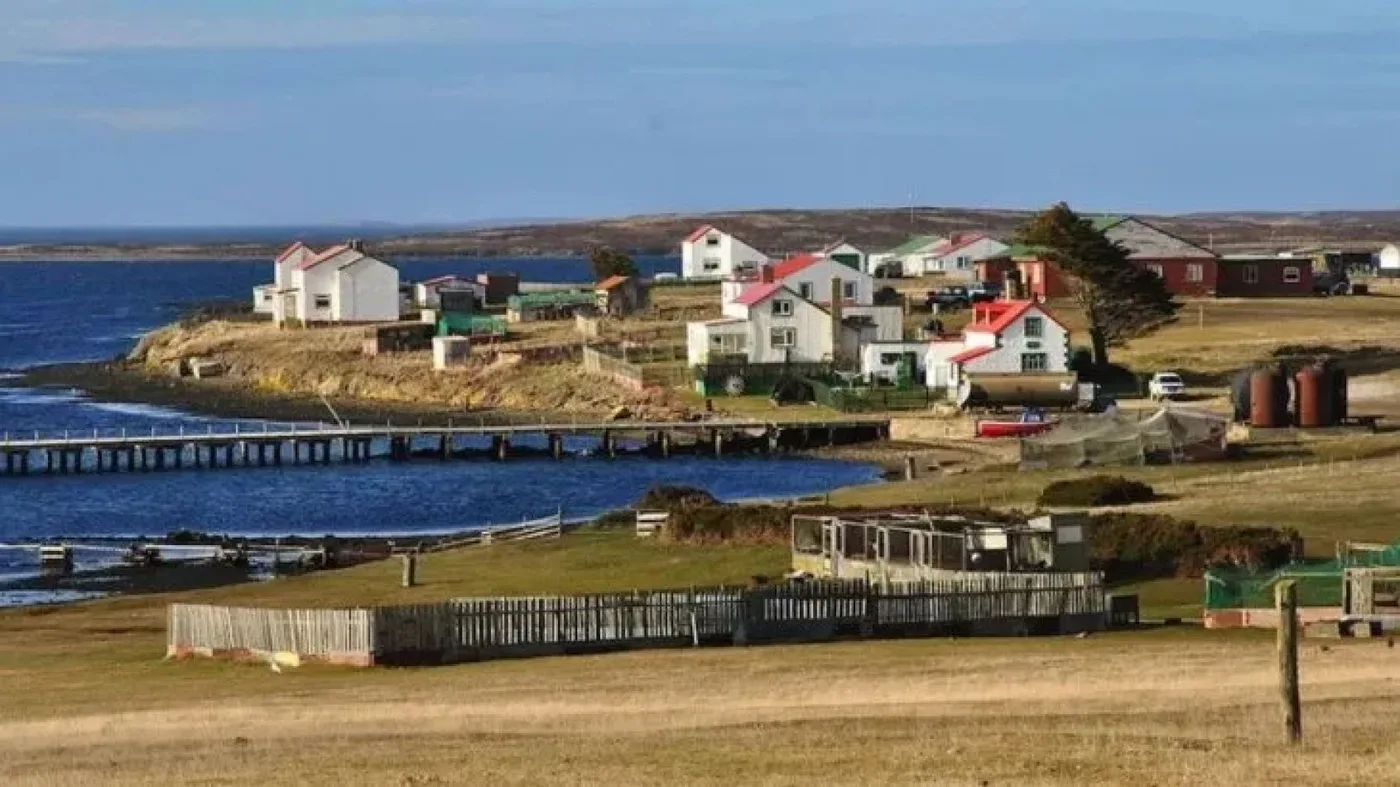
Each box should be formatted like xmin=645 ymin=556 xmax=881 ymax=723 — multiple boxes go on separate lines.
xmin=732 ymin=281 xmax=787 ymax=306
xmin=771 ymin=253 xmax=820 ymax=279
xmin=685 ymin=225 xmax=717 ymax=243
xmin=932 ymin=232 xmax=989 ymax=256
xmin=949 ymin=346 xmax=994 ymax=365
xmin=275 ymin=241 xmax=309 ymax=264
xmin=296 ymin=244 xmax=353 ymax=271
xmin=597 ymin=275 xmax=630 ymax=290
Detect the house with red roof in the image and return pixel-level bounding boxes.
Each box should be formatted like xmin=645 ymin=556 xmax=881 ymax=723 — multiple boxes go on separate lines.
xmin=681 ymin=225 xmax=769 ymax=279
xmin=918 ymin=233 xmax=1009 ymax=280
xmin=594 ymin=275 xmax=650 ymax=316
xmin=687 ymin=275 xmax=880 ymax=369
xmin=263 ymin=240 xmax=400 ymax=326
xmin=922 ymin=300 xmax=1070 ymax=393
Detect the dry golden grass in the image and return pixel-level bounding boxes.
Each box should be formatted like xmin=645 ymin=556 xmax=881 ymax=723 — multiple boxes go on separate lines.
xmin=3 ymin=623 xmax=1400 ymax=785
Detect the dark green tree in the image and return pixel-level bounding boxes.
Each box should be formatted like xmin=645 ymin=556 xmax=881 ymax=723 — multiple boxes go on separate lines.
xmin=1016 ymin=203 xmax=1178 ymax=367
xmin=589 ymin=246 xmax=638 ymax=281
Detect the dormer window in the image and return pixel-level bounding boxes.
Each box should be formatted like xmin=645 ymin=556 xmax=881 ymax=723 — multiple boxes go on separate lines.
xmin=771 ymin=299 xmax=793 ymax=316
xmin=706 ymin=235 xmax=720 ymax=247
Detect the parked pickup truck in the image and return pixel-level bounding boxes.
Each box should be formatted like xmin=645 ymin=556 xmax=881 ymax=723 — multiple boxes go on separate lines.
xmin=1148 ymin=371 xmax=1187 ymax=401
xmin=925 ymin=286 xmax=970 ymax=311
xmin=968 ymin=281 xmax=1004 ymax=303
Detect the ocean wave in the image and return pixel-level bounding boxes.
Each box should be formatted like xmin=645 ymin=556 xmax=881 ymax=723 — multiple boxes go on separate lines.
xmin=0 ymin=387 xmax=86 ymax=406
xmin=86 ymin=400 xmax=201 ymax=420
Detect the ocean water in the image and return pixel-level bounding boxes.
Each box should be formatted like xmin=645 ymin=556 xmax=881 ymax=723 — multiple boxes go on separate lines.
xmin=0 ymin=258 xmax=882 ymax=574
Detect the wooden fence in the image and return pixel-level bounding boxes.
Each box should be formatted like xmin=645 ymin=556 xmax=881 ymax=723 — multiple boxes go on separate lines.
xmin=581 ymin=346 xmax=689 ymax=390
xmin=168 ymin=573 xmax=1106 ymax=668
xmin=167 ymin=605 xmax=376 ymax=666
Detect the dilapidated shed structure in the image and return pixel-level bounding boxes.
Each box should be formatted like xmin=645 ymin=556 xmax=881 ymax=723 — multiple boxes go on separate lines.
xmin=791 ymin=512 xmax=1090 ymax=583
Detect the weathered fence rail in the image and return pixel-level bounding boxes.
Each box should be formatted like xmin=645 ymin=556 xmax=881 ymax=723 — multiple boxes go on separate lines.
xmin=168 ymin=573 xmax=1105 ymax=668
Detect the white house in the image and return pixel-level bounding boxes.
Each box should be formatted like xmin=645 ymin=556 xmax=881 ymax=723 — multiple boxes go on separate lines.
xmin=268 ymin=240 xmax=401 ymax=326
xmin=414 ymin=275 xmax=482 ymax=309
xmin=721 ymin=257 xmax=902 ymax=342
xmin=681 ymin=225 xmax=769 ymax=279
xmin=923 ymin=300 xmax=1070 ymax=393
xmin=918 ymin=233 xmax=1009 ymax=280
xmin=816 ymin=240 xmax=867 ymax=272
xmin=688 ymin=279 xmax=883 ymax=368
xmin=860 ymin=341 xmax=933 ymax=385
xmin=879 ymin=235 xmax=946 ymax=277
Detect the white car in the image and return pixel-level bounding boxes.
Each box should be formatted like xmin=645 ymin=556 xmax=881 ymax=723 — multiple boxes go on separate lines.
xmin=1148 ymin=372 xmax=1187 ymax=401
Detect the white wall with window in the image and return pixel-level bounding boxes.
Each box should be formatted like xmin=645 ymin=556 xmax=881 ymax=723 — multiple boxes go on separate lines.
xmin=681 ymin=227 xmax=770 ymax=279
xmin=1283 ymin=266 xmax=1301 ymax=283
xmin=861 ymin=341 xmax=931 ymax=384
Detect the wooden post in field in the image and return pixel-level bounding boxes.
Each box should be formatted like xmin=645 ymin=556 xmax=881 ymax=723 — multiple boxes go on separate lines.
xmin=904 ymin=455 xmax=917 ymax=481
xmin=1276 ymin=579 xmax=1302 ymax=744
xmin=401 ymin=553 xmax=418 ymax=588
xmin=1198 ymin=302 xmax=1205 ymax=330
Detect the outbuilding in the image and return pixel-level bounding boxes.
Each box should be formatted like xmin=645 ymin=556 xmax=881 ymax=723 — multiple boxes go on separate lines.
xmin=1215 ymin=256 xmax=1314 ymax=297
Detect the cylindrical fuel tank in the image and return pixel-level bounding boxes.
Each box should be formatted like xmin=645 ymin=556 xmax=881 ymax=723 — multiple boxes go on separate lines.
xmin=1295 ymin=363 xmax=1330 ymax=428
xmin=1230 ymin=369 xmax=1253 ymax=422
xmin=958 ymin=373 xmax=1080 ymax=410
xmin=1249 ymin=365 xmax=1289 ymax=428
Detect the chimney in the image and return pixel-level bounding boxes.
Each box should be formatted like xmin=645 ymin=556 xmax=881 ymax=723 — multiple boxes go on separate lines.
xmin=759 ymin=264 xmax=774 ymax=284
xmin=1005 ymin=271 xmax=1023 ymax=301
xmin=347 ymin=238 xmax=365 ymax=253
xmin=830 ymin=276 xmax=845 ymax=367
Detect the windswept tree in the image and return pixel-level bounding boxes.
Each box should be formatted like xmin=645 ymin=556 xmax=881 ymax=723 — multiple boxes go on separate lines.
xmin=1016 ymin=203 xmax=1177 ymax=368
xmin=589 ymin=246 xmax=638 ymax=281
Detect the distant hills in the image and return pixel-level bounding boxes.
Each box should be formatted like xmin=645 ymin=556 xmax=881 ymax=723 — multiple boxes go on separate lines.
xmin=2 ymin=208 xmax=1398 ymax=260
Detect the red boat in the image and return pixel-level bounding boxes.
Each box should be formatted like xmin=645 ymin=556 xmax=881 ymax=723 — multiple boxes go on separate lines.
xmin=975 ymin=409 xmax=1056 ymax=439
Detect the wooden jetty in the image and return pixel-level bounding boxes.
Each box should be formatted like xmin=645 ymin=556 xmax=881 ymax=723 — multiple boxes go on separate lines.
xmin=0 ymin=418 xmax=888 ymax=477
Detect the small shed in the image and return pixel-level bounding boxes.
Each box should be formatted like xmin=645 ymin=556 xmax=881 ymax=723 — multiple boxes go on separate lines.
xmin=476 ymin=272 xmax=521 ymax=306
xmin=595 ymin=275 xmax=650 ymax=316
xmin=415 ymin=276 xmax=481 ymax=309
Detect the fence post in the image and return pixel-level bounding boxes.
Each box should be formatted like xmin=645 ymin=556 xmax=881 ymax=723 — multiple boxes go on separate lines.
xmin=904 ymin=455 xmax=916 ymax=481
xmin=1276 ymin=580 xmax=1302 ymax=744
xmin=401 ymin=554 xmax=418 ymax=588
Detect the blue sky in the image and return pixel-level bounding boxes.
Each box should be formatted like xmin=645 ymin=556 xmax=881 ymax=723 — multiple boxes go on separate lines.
xmin=3 ymin=1 xmax=1400 ymax=226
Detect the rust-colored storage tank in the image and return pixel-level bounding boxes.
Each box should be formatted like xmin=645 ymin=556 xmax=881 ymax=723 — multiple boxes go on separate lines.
xmin=1295 ymin=364 xmax=1330 ymax=428
xmin=1333 ymin=367 xmax=1349 ymax=424
xmin=1249 ymin=365 xmax=1289 ymax=428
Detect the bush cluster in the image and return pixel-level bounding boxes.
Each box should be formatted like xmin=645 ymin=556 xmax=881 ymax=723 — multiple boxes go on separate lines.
xmin=1088 ymin=513 xmax=1299 ymax=581
xmin=1037 ymin=476 xmax=1156 ymax=507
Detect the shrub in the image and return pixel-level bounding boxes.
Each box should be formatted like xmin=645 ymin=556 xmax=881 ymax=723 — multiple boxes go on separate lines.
xmin=1088 ymin=512 xmax=1299 ymax=581
xmin=1038 ymin=476 xmax=1156 ymax=507
xmin=634 ymin=485 xmax=719 ymax=512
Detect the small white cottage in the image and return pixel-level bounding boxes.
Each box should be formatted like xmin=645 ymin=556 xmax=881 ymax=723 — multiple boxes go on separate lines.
xmin=924 ymin=300 xmax=1069 ymax=392
xmin=681 ymin=225 xmax=770 ymax=279
xmin=266 ymin=240 xmax=401 ymax=326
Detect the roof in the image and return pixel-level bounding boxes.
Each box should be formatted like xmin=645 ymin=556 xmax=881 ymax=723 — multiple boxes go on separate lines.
xmin=771 ymin=253 xmax=821 ymax=279
xmin=685 ymin=225 xmax=717 ymax=243
xmin=420 ymin=275 xmax=473 ymax=286
xmin=296 ymin=244 xmax=353 ymax=271
xmin=596 ymin=275 xmax=631 ymax=291
xmin=275 ymin=241 xmax=310 ymax=264
xmin=949 ymin=346 xmax=994 ymax=365
xmin=985 ymin=243 xmax=1051 ymax=260
xmin=929 ymin=232 xmax=989 ymax=257
xmin=885 ymin=235 xmax=941 ymax=256
xmin=1093 ymin=216 xmax=1128 ymax=232
xmin=819 ymin=239 xmax=863 ymax=255
xmin=965 ymin=300 xmax=1069 ymax=335
xmin=1096 ymin=216 xmax=1215 ymax=259
xmin=732 ymin=281 xmax=788 ymax=306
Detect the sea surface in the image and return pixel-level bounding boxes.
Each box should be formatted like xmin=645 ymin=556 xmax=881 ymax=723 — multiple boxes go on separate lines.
xmin=0 ymin=258 xmax=882 ymax=578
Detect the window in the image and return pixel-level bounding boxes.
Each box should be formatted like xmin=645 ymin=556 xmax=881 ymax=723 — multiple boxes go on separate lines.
xmin=798 ymin=283 xmax=814 ymax=300
xmin=1187 ymin=263 xmax=1204 ymax=283
xmin=956 ymin=255 xmax=971 ymax=269
xmin=1243 ymin=265 xmax=1259 ymax=284
xmin=1023 ymin=316 xmax=1044 ymax=338
xmin=1283 ymin=266 xmax=1301 ymax=283
xmin=261 ymin=291 xmax=273 ymax=302
xmin=771 ymin=327 xmax=797 ymax=348
xmin=1147 ymin=265 xmax=1164 ymax=278
xmin=842 ymin=282 xmax=856 ymax=299
xmin=702 ymin=259 xmax=720 ymax=272
xmin=705 ymin=235 xmax=720 ymax=247
xmin=879 ymin=353 xmax=902 ymax=365
xmin=710 ymin=334 xmax=747 ymax=354
xmin=314 ymin=294 xmax=331 ymax=310
xmin=771 ymin=299 xmax=793 ymax=316
xmin=1021 ymin=352 xmax=1049 ymax=372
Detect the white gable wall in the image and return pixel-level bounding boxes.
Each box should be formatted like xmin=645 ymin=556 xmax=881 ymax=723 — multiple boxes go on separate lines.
xmin=781 ymin=258 xmax=875 ymax=306
xmin=923 ymin=238 xmax=1010 ymax=278
xmin=682 ymin=229 xmax=769 ymax=279
xmin=335 ymin=257 xmax=400 ymax=322
xmin=861 ymin=341 xmax=930 ymax=384
xmin=746 ymin=289 xmax=834 ymax=363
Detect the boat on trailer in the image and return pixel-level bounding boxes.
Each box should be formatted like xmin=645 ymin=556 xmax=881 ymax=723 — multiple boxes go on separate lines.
xmin=975 ymin=408 xmax=1056 ymax=439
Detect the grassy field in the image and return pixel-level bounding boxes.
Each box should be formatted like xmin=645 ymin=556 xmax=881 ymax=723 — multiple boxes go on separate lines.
xmin=4 ymin=532 xmax=1400 ymax=785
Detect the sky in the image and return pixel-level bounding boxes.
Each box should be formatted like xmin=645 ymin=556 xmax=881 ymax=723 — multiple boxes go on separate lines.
xmin=3 ymin=0 xmax=1400 ymax=226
